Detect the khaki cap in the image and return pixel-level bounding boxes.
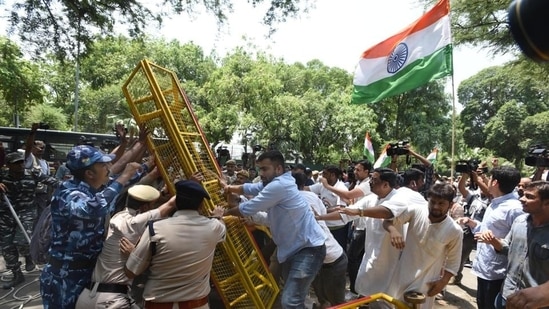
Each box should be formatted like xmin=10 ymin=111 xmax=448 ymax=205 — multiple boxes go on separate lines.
xmin=128 ymin=185 xmax=161 ymax=202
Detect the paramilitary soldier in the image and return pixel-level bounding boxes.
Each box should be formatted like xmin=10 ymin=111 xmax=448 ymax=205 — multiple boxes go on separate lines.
xmin=0 ymin=151 xmax=58 ymax=289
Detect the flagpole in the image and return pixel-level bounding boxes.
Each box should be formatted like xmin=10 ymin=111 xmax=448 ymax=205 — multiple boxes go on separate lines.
xmin=450 ymin=75 xmax=456 ymax=182
xmin=448 ymin=0 xmax=456 ymax=182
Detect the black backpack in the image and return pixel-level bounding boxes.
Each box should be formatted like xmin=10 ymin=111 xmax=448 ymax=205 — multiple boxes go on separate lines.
xmin=30 ymin=205 xmax=52 ymax=264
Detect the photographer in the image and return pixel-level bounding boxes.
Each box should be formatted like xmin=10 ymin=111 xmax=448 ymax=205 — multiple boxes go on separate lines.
xmin=453 ymin=170 xmax=490 ymax=285
xmin=389 ymin=142 xmax=435 ymax=197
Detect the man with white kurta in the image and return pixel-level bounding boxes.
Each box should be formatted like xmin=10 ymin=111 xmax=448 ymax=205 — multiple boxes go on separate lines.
xmin=316 ymin=168 xmax=407 ymax=305
xmin=76 ymin=184 xmax=176 ymax=309
xmin=384 ymin=182 xmax=463 ymax=308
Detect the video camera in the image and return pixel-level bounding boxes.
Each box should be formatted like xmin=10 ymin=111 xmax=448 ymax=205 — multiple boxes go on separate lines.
xmin=525 ymin=145 xmax=549 ymax=167
xmin=455 ymin=159 xmax=484 ymax=173
xmin=253 ymin=145 xmax=264 ymax=153
xmin=386 ymin=140 xmax=410 ymax=156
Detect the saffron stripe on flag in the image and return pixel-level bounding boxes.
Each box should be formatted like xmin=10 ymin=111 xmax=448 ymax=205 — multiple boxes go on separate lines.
xmin=362 ymin=0 xmax=450 ymax=58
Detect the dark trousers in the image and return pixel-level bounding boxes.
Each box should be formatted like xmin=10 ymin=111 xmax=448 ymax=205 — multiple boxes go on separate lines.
xmin=329 ymin=223 xmax=350 ymax=253
xmin=347 ymin=228 xmax=365 ymax=293
xmin=312 ymin=253 xmax=348 ymax=306
xmin=476 ymin=277 xmax=504 ymax=309
xmin=456 ymin=231 xmax=476 ymax=280
xmin=0 ymin=208 xmax=34 ymax=268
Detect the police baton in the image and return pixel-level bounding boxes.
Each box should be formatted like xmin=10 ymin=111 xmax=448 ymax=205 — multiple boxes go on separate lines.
xmin=2 ymin=193 xmax=32 ymax=244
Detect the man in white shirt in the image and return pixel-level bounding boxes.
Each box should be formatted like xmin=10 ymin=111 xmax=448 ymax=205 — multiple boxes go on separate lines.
xmin=384 ymin=183 xmax=463 ymax=308
xmin=319 ymin=160 xmax=373 ymax=293
xmin=306 ymin=165 xmax=349 ymax=251
xmin=316 ymin=168 xmax=408 ymax=306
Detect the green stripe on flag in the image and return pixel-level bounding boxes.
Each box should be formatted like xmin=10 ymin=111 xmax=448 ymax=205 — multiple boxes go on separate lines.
xmin=352 ymin=45 xmax=453 ymax=104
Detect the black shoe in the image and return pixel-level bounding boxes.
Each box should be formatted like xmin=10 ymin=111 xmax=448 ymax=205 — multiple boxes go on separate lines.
xmin=2 ymin=268 xmax=24 ymax=289
xmin=25 ymin=256 xmax=35 ymax=272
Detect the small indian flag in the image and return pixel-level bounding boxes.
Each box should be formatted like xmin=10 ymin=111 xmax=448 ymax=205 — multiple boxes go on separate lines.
xmin=373 ymin=144 xmax=392 ymax=169
xmin=426 ymin=148 xmax=438 ymax=164
xmin=363 ymin=132 xmax=375 ymax=163
xmin=352 ymin=0 xmax=453 ymax=104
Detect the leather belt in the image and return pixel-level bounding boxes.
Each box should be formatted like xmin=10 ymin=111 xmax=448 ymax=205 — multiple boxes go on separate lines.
xmin=86 ymin=282 xmax=128 ymax=294
xmin=145 ymin=296 xmax=208 ymax=309
xmin=48 ymin=257 xmax=95 ymax=269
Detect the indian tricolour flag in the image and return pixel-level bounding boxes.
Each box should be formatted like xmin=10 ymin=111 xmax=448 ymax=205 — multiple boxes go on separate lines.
xmin=363 ymin=132 xmax=375 ymax=163
xmin=373 ymin=144 xmax=392 ymax=169
xmin=352 ymin=0 xmax=453 ymax=104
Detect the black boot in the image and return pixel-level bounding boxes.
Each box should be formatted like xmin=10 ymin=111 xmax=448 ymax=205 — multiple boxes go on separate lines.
xmin=2 ymin=267 xmax=25 ymax=289
xmin=25 ymin=255 xmax=35 ymax=272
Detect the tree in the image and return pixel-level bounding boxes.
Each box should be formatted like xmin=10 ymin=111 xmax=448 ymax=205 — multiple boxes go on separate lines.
xmin=23 ymin=104 xmax=70 ymax=131
xmin=372 ymin=80 xmax=452 ymax=156
xmin=458 ymin=63 xmax=549 ymax=149
xmin=0 ymin=36 xmax=44 ymax=127
xmin=520 ymin=111 xmax=549 ymax=149
xmin=484 ymin=100 xmax=528 ymax=167
xmin=4 ymin=0 xmax=309 ymax=60
xmin=450 ymin=0 xmax=515 ymax=55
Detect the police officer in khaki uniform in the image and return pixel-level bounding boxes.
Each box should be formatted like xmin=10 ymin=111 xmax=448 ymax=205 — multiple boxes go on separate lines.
xmin=125 ymin=180 xmax=226 ymax=309
xmin=76 ymin=185 xmax=176 ymax=309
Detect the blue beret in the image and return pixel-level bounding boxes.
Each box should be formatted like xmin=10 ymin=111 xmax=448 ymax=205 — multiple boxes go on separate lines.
xmin=175 ymin=180 xmax=210 ymax=200
xmin=66 ymin=145 xmax=115 ymax=171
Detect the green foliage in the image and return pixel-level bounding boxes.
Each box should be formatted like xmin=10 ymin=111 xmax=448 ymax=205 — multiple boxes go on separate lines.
xmin=450 ymin=0 xmax=514 ymax=54
xmin=484 ymin=100 xmax=528 ymax=166
xmin=520 ymin=111 xmax=549 ymax=148
xmin=4 ymin=0 xmax=307 ymax=60
xmin=459 ymin=63 xmax=549 ymax=150
xmin=1 ymin=32 xmax=538 ymax=173
xmin=23 ymin=104 xmax=70 ymax=131
xmin=0 ymin=37 xmax=44 ymax=126
xmin=373 ymin=80 xmax=452 ymax=156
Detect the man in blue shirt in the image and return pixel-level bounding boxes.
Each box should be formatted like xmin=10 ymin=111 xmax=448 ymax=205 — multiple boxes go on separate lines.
xmin=457 ymin=166 xmax=523 ymax=309
xmin=40 ymin=144 xmax=147 ymax=309
xmin=485 ymin=180 xmax=549 ymax=309
xmin=223 ymin=150 xmax=326 ymax=309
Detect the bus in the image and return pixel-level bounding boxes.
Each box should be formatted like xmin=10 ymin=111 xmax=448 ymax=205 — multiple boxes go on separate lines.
xmin=0 ymin=126 xmax=121 ymax=162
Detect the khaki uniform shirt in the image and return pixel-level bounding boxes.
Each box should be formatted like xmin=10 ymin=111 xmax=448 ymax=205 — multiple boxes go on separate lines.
xmin=92 ymin=208 xmax=162 ymax=284
xmin=126 ymin=210 xmax=226 ymax=302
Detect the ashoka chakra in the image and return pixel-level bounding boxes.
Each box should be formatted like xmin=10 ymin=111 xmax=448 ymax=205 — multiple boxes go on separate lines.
xmin=387 ymin=43 xmax=409 ymax=74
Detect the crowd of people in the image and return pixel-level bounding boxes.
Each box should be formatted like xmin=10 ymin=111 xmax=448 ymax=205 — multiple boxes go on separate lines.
xmin=0 ymin=124 xmax=548 ymax=309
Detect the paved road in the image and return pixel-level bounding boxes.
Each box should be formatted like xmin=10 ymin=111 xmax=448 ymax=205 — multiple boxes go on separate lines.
xmin=434 ymin=263 xmax=478 ymax=309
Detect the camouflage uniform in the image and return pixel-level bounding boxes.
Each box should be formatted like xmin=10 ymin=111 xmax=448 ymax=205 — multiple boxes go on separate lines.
xmin=39 ymin=179 xmax=123 ymax=309
xmin=39 ymin=145 xmax=144 ymax=309
xmin=0 ymin=167 xmax=57 ymax=272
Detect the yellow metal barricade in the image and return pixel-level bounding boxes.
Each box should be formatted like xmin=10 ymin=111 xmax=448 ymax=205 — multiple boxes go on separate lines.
xmin=122 ymin=59 xmax=279 ymax=308
xmin=328 ymin=292 xmax=426 ymax=309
